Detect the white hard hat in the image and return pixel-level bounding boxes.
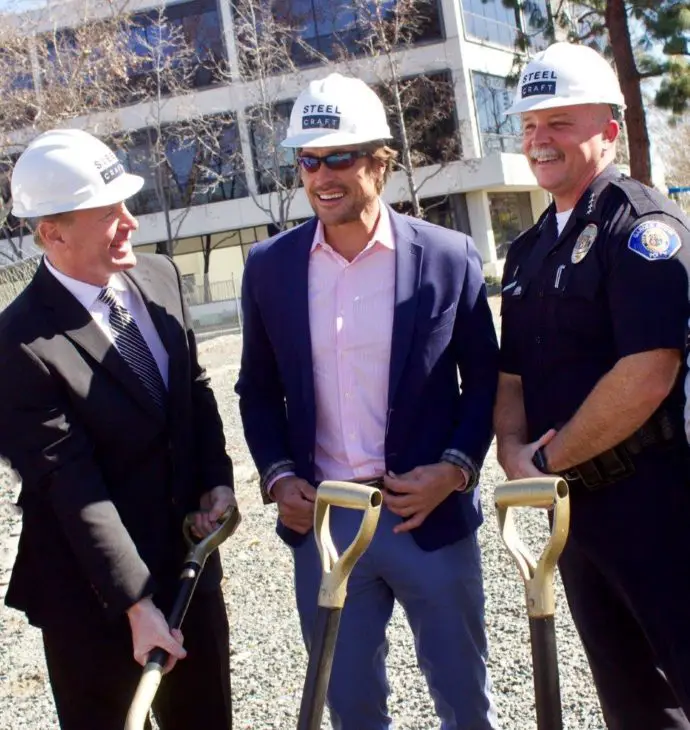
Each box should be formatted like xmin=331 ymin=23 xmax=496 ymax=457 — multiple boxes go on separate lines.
xmin=506 ymin=42 xmax=626 ymax=115
xmin=282 ymin=73 xmax=392 ymax=148
xmin=11 ymin=129 xmax=144 ymax=218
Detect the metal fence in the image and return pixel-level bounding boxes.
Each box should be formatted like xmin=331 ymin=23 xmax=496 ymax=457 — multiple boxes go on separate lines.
xmin=181 ymin=272 xmax=243 ymax=334
xmin=0 ymin=255 xmax=41 ymax=313
xmin=0 ymin=257 xmax=242 ymax=337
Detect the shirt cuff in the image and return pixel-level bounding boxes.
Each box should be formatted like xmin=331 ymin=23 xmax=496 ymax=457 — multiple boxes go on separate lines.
xmin=265 ymin=470 xmax=296 ymax=499
xmin=260 ymin=459 xmax=297 ymax=503
xmin=441 ymin=449 xmax=479 ymax=493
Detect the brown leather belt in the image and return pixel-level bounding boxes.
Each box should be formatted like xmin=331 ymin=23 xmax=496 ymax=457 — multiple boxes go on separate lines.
xmin=352 ymin=477 xmax=385 ymax=489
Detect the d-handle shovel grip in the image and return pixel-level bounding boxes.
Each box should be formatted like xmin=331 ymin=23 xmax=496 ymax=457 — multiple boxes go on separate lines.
xmin=182 ymin=505 xmax=241 ymax=568
xmin=495 ymin=477 xmax=570 ymax=618
xmin=314 ymin=481 xmax=383 ymax=609
xmin=124 ymin=506 xmax=240 ymax=730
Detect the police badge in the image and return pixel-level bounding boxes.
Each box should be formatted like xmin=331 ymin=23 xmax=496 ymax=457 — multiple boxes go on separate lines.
xmin=571 ymin=223 xmax=598 ymax=264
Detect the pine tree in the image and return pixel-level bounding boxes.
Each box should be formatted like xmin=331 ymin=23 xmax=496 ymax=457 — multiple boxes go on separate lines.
xmin=502 ymin=0 xmax=690 ymax=186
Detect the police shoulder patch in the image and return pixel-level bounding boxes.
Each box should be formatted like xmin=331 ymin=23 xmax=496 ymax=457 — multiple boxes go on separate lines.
xmin=627 ymin=220 xmax=682 ymax=261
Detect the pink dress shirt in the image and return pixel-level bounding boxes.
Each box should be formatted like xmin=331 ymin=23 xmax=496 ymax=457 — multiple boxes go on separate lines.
xmin=309 ymin=206 xmax=395 ymax=482
xmin=267 ymin=204 xmax=396 ymax=491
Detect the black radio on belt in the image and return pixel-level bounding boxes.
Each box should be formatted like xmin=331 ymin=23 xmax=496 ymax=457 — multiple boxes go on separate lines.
xmin=532 ymin=408 xmax=678 ymax=490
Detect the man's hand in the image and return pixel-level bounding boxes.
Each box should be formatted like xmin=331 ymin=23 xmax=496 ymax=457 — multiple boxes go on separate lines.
xmin=499 ymin=429 xmax=557 ymax=480
xmin=193 ymin=485 xmax=238 ymax=538
xmin=272 ymin=476 xmax=317 ymax=534
xmin=126 ymin=597 xmax=186 ymax=674
xmin=383 ymin=462 xmax=466 ymax=534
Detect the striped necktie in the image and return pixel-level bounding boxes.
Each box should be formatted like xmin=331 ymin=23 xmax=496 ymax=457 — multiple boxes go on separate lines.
xmin=98 ymin=287 xmax=166 ymax=408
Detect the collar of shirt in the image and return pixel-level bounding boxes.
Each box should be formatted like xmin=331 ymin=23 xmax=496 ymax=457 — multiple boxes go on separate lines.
xmin=43 ymin=255 xmax=129 ymax=311
xmin=311 ymin=200 xmax=395 ymax=256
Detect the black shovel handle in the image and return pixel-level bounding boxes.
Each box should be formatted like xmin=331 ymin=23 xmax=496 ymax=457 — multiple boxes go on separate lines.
xmin=530 ymin=615 xmax=563 ymax=730
xmin=146 ymin=566 xmax=202 ymax=670
xmin=297 ymin=607 xmax=342 ymax=730
xmin=124 ymin=506 xmax=240 ymax=730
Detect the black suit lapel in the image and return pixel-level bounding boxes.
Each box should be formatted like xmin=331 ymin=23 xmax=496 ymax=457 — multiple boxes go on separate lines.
xmin=34 ymin=261 xmax=165 ymax=423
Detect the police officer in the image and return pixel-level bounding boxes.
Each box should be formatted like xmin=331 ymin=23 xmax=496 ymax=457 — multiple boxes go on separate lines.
xmin=494 ymin=43 xmax=690 ymax=729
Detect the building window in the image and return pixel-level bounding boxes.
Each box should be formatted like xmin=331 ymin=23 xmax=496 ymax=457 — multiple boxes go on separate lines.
xmin=462 ymin=0 xmax=519 ymax=47
xmin=249 ymin=101 xmax=299 ymax=194
xmin=35 ymin=0 xmax=225 ymax=110
xmin=377 ymin=70 xmax=461 ymax=165
xmin=472 ymin=72 xmax=522 ymax=154
xmin=128 ymin=0 xmax=226 ymax=91
xmin=392 ymin=193 xmax=470 ymax=232
xmin=462 ymin=0 xmax=549 ymax=50
xmin=488 ymin=192 xmax=533 ymax=258
xmin=113 ymin=115 xmax=247 ymax=217
xmin=269 ymin=0 xmax=444 ymax=66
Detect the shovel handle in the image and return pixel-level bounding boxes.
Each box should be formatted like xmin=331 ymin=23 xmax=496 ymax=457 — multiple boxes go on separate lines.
xmin=124 ymin=506 xmax=240 ymax=730
xmin=297 ymin=481 xmax=382 ymax=730
xmin=495 ymin=477 xmax=569 ymax=618
xmin=314 ymin=481 xmax=383 ymax=609
xmin=182 ymin=505 xmax=241 ymax=566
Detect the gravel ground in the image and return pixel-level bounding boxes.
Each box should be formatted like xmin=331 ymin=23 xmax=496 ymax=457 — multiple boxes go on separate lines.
xmin=0 ymin=303 xmax=605 ymax=730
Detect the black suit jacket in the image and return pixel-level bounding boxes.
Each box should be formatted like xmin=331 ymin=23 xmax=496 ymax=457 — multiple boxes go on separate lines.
xmin=0 ymin=254 xmax=233 ymax=630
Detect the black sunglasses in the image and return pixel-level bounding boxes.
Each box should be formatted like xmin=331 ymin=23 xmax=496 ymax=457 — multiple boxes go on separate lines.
xmin=296 ymin=150 xmax=370 ymax=173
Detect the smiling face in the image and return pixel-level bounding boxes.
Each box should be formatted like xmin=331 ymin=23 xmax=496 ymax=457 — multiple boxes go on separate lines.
xmin=299 ymin=144 xmax=385 ymax=228
xmin=521 ymin=103 xmax=619 ymax=210
xmin=37 ymin=201 xmax=139 ymax=286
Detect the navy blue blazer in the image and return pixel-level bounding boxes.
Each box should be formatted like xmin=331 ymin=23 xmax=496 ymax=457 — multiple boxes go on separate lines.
xmin=236 ymin=207 xmax=499 ymax=550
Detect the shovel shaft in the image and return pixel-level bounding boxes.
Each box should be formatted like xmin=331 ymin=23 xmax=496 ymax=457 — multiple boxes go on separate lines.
xmin=147 ymin=568 xmax=200 ymax=669
xmin=529 ymin=616 xmax=563 ymax=730
xmin=297 ymin=606 xmax=342 ymax=730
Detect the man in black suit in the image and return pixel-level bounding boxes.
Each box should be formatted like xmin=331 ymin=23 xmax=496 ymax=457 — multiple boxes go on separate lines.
xmin=0 ymin=129 xmax=236 ymax=729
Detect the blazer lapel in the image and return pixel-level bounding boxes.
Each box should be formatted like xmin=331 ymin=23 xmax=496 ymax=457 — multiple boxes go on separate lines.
xmin=388 ymin=210 xmax=423 ymax=407
xmin=35 ymin=261 xmax=165 ymax=423
xmin=286 ymin=221 xmax=318 ymax=440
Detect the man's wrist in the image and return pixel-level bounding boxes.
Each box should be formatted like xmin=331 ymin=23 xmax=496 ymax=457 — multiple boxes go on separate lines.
xmin=438 ymin=461 xmax=468 ymax=492
xmin=126 ymin=596 xmax=153 ymax=618
xmin=266 ymin=471 xmax=296 ymax=501
xmin=440 ymin=449 xmax=478 ymax=492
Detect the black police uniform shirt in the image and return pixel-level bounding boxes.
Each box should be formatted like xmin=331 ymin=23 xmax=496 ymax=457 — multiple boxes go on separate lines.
xmin=500 ymin=163 xmax=690 ymax=443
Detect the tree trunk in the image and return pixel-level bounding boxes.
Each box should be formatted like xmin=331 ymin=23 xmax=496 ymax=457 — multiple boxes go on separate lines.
xmin=605 ymin=0 xmax=653 ymax=186
xmin=203 ymin=234 xmax=212 ymax=304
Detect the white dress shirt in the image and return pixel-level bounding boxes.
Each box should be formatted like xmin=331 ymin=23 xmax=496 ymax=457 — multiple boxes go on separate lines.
xmin=44 ymin=256 xmax=169 ymax=386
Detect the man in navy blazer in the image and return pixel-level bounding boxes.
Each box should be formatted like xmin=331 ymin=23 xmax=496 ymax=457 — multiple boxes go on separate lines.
xmin=236 ymin=74 xmax=500 ymax=729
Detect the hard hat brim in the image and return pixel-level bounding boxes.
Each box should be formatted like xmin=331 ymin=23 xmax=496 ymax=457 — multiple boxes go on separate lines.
xmin=506 ymin=96 xmax=626 ymax=116
xmin=12 ymin=172 xmax=145 ymax=218
xmin=281 ymin=129 xmax=392 ymax=149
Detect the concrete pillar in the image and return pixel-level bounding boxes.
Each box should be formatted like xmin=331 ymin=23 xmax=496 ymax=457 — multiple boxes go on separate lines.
xmin=438 ymin=0 xmax=482 ymax=159
xmin=530 ymin=188 xmax=551 ymax=222
xmin=217 ymin=0 xmax=241 ymax=82
xmin=466 ymin=190 xmax=498 ymax=272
